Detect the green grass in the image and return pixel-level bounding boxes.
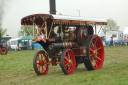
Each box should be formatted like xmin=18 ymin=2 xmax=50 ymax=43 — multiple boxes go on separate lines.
xmin=0 ymin=47 xmax=128 ymax=85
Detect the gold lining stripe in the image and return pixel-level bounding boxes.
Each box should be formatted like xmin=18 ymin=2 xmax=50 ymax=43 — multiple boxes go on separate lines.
xmin=72 ymin=47 xmax=87 ymax=49
xmin=75 ymin=54 xmax=87 ymax=56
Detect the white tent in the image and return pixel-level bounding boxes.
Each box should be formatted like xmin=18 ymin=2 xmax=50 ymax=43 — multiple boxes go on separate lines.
xmin=123 ymin=27 xmax=128 ymax=37
xmin=93 ymin=27 xmax=105 ymax=37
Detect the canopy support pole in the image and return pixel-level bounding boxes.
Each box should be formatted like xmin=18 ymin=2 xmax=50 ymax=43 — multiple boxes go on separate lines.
xmin=48 ymin=21 xmax=54 ymax=39
xmin=97 ymin=26 xmax=102 ymax=35
xmin=34 ymin=23 xmax=45 ymax=38
xmin=95 ymin=24 xmax=97 ymax=35
xmin=45 ymin=22 xmax=48 ymax=39
xmin=33 ymin=23 xmax=35 ymax=39
xmin=25 ymin=23 xmax=33 ymax=40
xmin=61 ymin=24 xmax=63 ymax=40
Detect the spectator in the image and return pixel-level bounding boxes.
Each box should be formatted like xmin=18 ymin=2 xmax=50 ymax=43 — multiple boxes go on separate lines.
xmin=8 ymin=42 xmax=11 ymax=51
xmin=124 ymin=36 xmax=127 ymax=46
xmin=127 ymin=37 xmax=128 ymax=46
xmin=27 ymin=41 xmax=29 ymax=50
xmin=19 ymin=43 xmax=22 ymax=50
xmin=110 ymin=37 xmax=113 ymax=47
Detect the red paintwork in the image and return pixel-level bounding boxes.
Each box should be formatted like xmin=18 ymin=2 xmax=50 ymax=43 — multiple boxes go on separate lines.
xmin=89 ymin=36 xmax=104 ymax=69
xmin=35 ymin=51 xmax=49 ymax=75
xmin=0 ymin=47 xmax=7 ymax=55
xmin=63 ymin=50 xmax=76 ymax=74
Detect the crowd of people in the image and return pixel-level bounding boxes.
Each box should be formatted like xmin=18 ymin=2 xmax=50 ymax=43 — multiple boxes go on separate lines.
xmin=124 ymin=36 xmax=128 ymax=46
xmin=110 ymin=36 xmax=128 ymax=47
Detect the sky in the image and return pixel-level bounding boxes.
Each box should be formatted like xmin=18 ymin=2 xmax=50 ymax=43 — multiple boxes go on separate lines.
xmin=1 ymin=0 xmax=128 ymax=37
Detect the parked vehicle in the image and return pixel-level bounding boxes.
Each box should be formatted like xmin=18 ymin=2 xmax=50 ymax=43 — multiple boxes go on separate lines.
xmin=7 ymin=38 xmax=20 ymax=50
xmin=105 ymin=31 xmax=123 ymax=46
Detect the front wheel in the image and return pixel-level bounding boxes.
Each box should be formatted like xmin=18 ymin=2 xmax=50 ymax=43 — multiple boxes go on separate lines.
xmin=33 ymin=51 xmax=49 ymax=75
xmin=60 ymin=49 xmax=76 ymax=75
xmin=83 ymin=35 xmax=104 ymax=70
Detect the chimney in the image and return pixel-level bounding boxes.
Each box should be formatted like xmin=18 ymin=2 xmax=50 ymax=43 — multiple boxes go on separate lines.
xmin=0 ymin=30 xmax=1 ymax=44
xmin=49 ymin=0 xmax=56 ymax=14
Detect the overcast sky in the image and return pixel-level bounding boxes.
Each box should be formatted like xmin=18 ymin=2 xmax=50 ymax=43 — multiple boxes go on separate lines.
xmin=1 ymin=0 xmax=128 ymax=37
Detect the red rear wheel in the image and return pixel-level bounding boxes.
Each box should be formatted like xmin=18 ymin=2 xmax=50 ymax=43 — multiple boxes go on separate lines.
xmin=83 ymin=35 xmax=104 ymax=70
xmin=33 ymin=51 xmax=49 ymax=75
xmin=60 ymin=49 xmax=76 ymax=75
xmin=1 ymin=47 xmax=8 ymax=55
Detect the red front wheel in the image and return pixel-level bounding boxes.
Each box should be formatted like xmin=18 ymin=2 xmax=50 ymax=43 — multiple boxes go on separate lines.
xmin=33 ymin=51 xmax=49 ymax=75
xmin=1 ymin=47 xmax=8 ymax=55
xmin=83 ymin=35 xmax=104 ymax=70
xmin=60 ymin=49 xmax=76 ymax=75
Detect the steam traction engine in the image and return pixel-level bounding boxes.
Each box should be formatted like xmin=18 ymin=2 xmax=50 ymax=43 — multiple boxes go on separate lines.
xmin=21 ymin=14 xmax=107 ymax=75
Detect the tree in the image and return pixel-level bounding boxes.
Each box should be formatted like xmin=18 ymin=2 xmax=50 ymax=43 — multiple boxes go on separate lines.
xmin=0 ymin=28 xmax=7 ymax=37
xmin=103 ymin=19 xmax=120 ymax=34
xmin=18 ymin=25 xmax=36 ymax=37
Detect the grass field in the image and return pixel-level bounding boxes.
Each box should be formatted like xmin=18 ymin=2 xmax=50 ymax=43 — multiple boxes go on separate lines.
xmin=0 ymin=47 xmax=128 ymax=85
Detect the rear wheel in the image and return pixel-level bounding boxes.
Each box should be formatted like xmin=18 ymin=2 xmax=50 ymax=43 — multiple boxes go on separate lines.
xmin=60 ymin=49 xmax=76 ymax=75
xmin=83 ymin=35 xmax=104 ymax=70
xmin=1 ymin=47 xmax=8 ymax=55
xmin=33 ymin=51 xmax=49 ymax=75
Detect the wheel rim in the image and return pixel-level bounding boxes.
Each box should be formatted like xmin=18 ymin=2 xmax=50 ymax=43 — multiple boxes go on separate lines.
xmin=35 ymin=51 xmax=49 ymax=75
xmin=1 ymin=47 xmax=7 ymax=55
xmin=89 ymin=36 xmax=104 ymax=69
xmin=63 ymin=50 xmax=76 ymax=74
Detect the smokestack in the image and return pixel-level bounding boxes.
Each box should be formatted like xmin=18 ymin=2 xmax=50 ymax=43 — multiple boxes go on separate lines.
xmin=49 ymin=0 xmax=57 ymax=14
xmin=0 ymin=0 xmax=5 ymax=44
xmin=0 ymin=30 xmax=1 ymax=44
xmin=0 ymin=0 xmax=10 ymax=43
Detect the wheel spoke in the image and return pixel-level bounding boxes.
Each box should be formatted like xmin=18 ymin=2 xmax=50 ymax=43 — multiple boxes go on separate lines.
xmin=91 ymin=40 xmax=95 ymax=47
xmin=64 ymin=60 xmax=69 ymax=66
xmin=94 ymin=39 xmax=97 ymax=46
xmin=68 ymin=65 xmax=71 ymax=72
xmin=90 ymin=56 xmax=94 ymax=62
xmin=91 ymin=42 xmax=94 ymax=48
xmin=42 ymin=66 xmax=44 ymax=72
xmin=41 ymin=54 xmax=43 ymax=60
xmin=68 ymin=53 xmax=70 ymax=59
xmin=91 ymin=57 xmax=94 ymax=64
xmin=37 ymin=56 xmax=40 ymax=61
xmin=96 ymin=47 xmax=101 ymax=51
xmin=65 ymin=56 xmax=68 ymax=60
xmin=95 ymin=55 xmax=101 ymax=60
xmin=90 ymin=48 xmax=93 ymax=51
xmin=90 ymin=54 xmax=93 ymax=57
xmin=64 ymin=63 xmax=69 ymax=67
xmin=94 ymin=60 xmax=97 ymax=67
xmin=38 ymin=66 xmax=40 ymax=71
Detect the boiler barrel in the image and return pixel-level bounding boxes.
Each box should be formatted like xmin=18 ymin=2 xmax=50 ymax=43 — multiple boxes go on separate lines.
xmin=47 ymin=42 xmax=78 ymax=54
xmin=47 ymin=43 xmax=63 ymax=54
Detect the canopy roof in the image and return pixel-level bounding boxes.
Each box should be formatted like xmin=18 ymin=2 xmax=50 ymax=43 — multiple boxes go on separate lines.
xmin=21 ymin=14 xmax=107 ymax=25
xmin=18 ymin=36 xmax=33 ymax=41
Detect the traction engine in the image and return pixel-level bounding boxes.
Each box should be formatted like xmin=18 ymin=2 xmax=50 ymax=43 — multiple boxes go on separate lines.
xmin=21 ymin=14 xmax=107 ymax=75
